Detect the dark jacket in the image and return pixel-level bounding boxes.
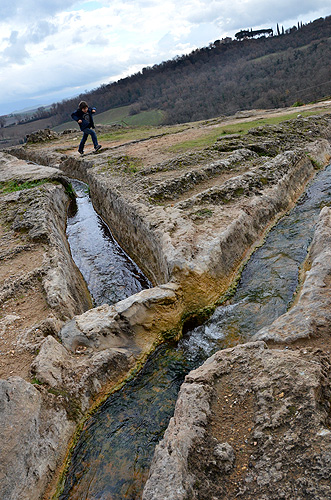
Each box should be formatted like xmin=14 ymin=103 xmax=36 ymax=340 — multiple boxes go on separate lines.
xmin=71 ymin=107 xmax=96 ymax=131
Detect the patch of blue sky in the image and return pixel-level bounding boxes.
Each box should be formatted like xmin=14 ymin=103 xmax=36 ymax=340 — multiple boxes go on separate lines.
xmin=71 ymin=1 xmax=103 ymax=12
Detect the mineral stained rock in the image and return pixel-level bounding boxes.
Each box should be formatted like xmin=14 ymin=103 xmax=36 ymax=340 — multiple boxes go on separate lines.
xmin=143 ymin=205 xmax=331 ymax=500
xmin=253 ymin=206 xmax=331 ymax=343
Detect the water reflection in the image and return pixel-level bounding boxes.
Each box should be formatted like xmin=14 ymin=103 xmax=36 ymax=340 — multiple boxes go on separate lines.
xmin=59 ymin=345 xmax=190 ymax=500
xmin=66 ymin=179 xmax=151 ymax=306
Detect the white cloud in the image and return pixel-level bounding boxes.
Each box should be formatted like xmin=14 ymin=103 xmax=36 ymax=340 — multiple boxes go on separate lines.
xmin=0 ymin=0 xmax=330 ymax=115
xmin=0 ymin=0 xmax=78 ymax=21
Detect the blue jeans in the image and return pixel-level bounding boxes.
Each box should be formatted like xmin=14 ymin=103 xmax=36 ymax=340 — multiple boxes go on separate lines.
xmin=79 ymin=128 xmax=98 ymax=152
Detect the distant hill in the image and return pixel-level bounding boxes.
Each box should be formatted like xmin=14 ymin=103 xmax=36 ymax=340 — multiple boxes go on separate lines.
xmin=1 ymin=15 xmax=330 ymax=146
xmin=52 ymin=15 xmax=330 ymax=124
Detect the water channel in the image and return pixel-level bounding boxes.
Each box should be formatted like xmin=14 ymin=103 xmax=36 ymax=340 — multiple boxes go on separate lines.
xmin=66 ymin=180 xmax=151 ymax=306
xmin=60 ymin=166 xmax=331 ymax=499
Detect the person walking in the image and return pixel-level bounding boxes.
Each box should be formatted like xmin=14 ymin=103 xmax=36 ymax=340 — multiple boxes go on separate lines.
xmin=71 ymin=100 xmax=102 ymax=155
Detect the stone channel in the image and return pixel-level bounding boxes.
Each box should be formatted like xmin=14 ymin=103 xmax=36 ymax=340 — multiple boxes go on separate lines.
xmin=59 ymin=163 xmax=331 ymax=499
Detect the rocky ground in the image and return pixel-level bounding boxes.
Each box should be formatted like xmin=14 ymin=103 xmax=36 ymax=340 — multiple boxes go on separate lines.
xmin=143 ymin=339 xmax=331 ymax=500
xmin=1 ymin=101 xmax=331 ymax=499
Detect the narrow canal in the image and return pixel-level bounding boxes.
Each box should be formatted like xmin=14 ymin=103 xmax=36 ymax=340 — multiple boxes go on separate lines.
xmin=66 ymin=179 xmax=151 ymax=306
xmin=60 ymin=166 xmax=331 ymax=499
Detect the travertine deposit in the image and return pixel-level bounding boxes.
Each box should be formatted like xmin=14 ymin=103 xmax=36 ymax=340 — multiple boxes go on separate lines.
xmin=0 ymin=155 xmax=92 ymax=499
xmin=143 ymin=341 xmax=331 ymax=500
xmin=1 ymin=106 xmax=331 ymax=499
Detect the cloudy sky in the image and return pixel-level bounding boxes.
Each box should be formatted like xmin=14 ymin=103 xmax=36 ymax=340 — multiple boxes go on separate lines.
xmin=0 ymin=0 xmax=329 ymax=116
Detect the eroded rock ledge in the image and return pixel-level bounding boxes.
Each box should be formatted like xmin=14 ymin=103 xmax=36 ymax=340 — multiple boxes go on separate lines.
xmin=0 ymin=154 xmax=92 ymax=500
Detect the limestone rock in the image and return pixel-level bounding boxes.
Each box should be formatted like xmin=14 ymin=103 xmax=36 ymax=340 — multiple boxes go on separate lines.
xmin=143 ymin=341 xmax=331 ymax=500
xmin=31 ymin=335 xmax=133 ymax=412
xmin=26 ymin=129 xmax=59 ymax=143
xmin=0 ymin=151 xmax=62 ymax=182
xmin=212 ymin=441 xmax=235 ymax=472
xmin=0 ymin=376 xmax=74 ymax=500
xmin=59 ymin=282 xmax=183 ymax=353
xmin=30 ymin=335 xmax=71 ymax=387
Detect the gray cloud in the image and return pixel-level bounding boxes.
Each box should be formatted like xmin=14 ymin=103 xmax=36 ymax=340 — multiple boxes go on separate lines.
xmin=3 ymin=31 xmax=30 ymax=64
xmin=30 ymin=21 xmax=58 ymax=44
xmin=88 ymin=35 xmax=110 ymax=46
xmin=2 ymin=21 xmax=57 ymax=65
xmin=72 ymin=34 xmax=83 ymax=44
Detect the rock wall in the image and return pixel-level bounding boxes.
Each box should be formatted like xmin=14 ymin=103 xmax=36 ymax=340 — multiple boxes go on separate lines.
xmin=59 ymin=155 xmax=172 ymax=285
xmin=0 ymin=154 xmax=93 ymax=500
xmin=0 ymin=156 xmax=92 ymax=335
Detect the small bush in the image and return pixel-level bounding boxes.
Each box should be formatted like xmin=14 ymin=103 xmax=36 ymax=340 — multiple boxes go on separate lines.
xmin=292 ymin=100 xmax=304 ymax=107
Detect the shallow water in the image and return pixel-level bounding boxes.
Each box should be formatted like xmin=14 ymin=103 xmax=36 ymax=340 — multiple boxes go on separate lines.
xmin=59 ymin=345 xmax=189 ymax=500
xmin=180 ymin=165 xmax=331 ymax=363
xmin=66 ymin=179 xmax=151 ymax=306
xmin=60 ymin=166 xmax=331 ymax=499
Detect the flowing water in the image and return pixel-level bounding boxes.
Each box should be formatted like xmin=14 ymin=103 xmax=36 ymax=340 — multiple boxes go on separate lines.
xmin=60 ymin=166 xmax=331 ymax=499
xmin=66 ymin=180 xmax=151 ymax=306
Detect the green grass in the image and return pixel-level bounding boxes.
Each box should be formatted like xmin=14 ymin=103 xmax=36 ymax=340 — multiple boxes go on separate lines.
xmin=168 ymin=110 xmax=324 ymax=153
xmin=0 ymin=179 xmax=49 ymax=194
xmin=31 ymin=377 xmax=43 ymax=385
xmin=125 ymin=109 xmax=165 ymax=126
xmin=97 ymin=107 xmax=165 ymax=127
xmin=96 ymin=105 xmax=133 ymax=124
xmin=97 ymin=123 xmax=187 ymax=143
xmin=53 ymin=105 xmax=165 ymax=132
xmin=106 ymin=155 xmax=143 ymax=174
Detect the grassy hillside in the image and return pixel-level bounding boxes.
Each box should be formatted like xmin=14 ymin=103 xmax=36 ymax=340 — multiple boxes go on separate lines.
xmin=53 ymin=106 xmax=165 ymax=132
